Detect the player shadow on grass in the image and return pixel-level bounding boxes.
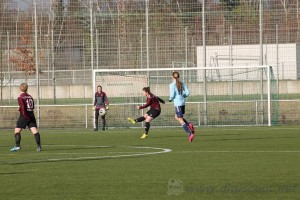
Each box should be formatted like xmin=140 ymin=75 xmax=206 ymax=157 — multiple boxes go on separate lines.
xmin=0 ymin=171 xmax=30 ymax=175
xmin=7 ymin=153 xmax=149 ymax=165
xmin=5 ymin=145 xmax=161 ymax=165
xmin=201 ymin=133 xmax=244 ymax=137
xmin=42 ymin=144 xmax=114 ymax=151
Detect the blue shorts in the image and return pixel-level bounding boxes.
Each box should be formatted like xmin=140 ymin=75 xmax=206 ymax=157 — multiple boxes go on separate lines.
xmin=175 ymin=106 xmax=185 ymax=118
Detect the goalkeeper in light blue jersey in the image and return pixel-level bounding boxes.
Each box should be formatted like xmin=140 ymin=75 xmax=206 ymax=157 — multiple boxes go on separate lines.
xmin=169 ymin=71 xmax=195 ymax=142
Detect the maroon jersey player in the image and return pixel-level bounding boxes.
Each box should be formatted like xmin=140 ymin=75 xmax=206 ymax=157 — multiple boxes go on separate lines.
xmin=93 ymin=85 xmax=109 ymax=131
xmin=10 ymin=83 xmax=42 ymax=152
xmin=127 ymin=87 xmax=165 ymax=139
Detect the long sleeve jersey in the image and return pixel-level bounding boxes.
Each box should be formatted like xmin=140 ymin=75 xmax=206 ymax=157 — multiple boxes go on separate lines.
xmin=139 ymin=93 xmax=165 ymax=111
xmin=94 ymin=92 xmax=109 ymax=108
xmin=169 ymin=81 xmax=190 ymax=106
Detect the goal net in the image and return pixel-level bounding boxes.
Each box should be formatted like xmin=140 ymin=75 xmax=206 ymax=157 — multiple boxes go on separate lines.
xmin=92 ymin=66 xmax=278 ymax=128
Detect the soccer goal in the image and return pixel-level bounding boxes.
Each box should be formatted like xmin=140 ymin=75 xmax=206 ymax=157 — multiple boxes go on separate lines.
xmin=92 ymin=66 xmax=278 ymax=128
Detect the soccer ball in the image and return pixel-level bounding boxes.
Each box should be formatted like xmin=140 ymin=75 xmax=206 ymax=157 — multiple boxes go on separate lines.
xmin=99 ymin=108 xmax=106 ymax=116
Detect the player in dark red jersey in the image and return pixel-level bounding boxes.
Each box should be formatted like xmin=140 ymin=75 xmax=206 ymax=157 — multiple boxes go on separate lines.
xmin=128 ymin=87 xmax=165 ymax=139
xmin=93 ymin=85 xmax=109 ymax=131
xmin=10 ymin=83 xmax=42 ymax=152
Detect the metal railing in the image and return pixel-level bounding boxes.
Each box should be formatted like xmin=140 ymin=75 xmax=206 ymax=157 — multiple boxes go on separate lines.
xmin=0 ymin=100 xmax=299 ymax=129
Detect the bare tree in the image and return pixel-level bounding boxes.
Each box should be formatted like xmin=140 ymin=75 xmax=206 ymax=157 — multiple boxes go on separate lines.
xmin=280 ymin=0 xmax=298 ymax=41
xmin=0 ymin=0 xmax=8 ymax=103
xmin=10 ymin=23 xmax=36 ymax=78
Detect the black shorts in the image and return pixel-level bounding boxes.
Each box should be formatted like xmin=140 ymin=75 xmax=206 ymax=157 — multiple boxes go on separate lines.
xmin=16 ymin=112 xmax=37 ymax=129
xmin=147 ymin=108 xmax=161 ymax=119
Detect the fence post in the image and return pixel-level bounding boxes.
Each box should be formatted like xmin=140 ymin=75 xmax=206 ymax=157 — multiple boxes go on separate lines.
xmin=256 ymin=100 xmax=258 ymax=126
xmin=85 ymin=104 xmax=88 ymax=129
xmin=198 ymin=102 xmax=201 ymax=127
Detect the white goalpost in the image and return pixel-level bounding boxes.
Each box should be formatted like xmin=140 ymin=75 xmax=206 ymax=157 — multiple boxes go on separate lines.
xmin=92 ymin=66 xmax=278 ymax=128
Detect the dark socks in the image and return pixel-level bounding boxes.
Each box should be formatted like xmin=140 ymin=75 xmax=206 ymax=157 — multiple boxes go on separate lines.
xmin=34 ymin=132 xmax=41 ymax=147
xmin=94 ymin=120 xmax=98 ymax=130
xmin=183 ymin=118 xmax=189 ymax=126
xmin=145 ymin=122 xmax=150 ymax=134
xmin=15 ymin=133 xmax=21 ymax=147
xmin=102 ymin=117 xmax=106 ymax=129
xmin=182 ymin=123 xmax=191 ymax=135
xmin=136 ymin=116 xmax=145 ymax=122
xmin=94 ymin=111 xmax=99 ymax=129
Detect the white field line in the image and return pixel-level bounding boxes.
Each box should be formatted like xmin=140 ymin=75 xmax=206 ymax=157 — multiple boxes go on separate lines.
xmin=2 ymin=145 xmax=172 ymax=164
xmin=42 ymin=146 xmax=172 ymax=162
xmin=198 ymin=127 xmax=300 ymax=131
xmin=176 ymin=150 xmax=300 ymax=153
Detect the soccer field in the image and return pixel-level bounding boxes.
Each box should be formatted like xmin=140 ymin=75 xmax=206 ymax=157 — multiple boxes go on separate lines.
xmin=0 ymin=126 xmax=299 ymax=200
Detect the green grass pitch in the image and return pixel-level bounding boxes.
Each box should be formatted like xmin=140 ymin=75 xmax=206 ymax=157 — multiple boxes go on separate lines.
xmin=0 ymin=126 xmax=299 ymax=200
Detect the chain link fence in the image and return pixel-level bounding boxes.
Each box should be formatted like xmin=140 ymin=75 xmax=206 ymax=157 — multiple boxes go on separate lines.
xmin=0 ymin=0 xmax=300 ymax=127
xmin=0 ymin=1 xmax=299 ymax=85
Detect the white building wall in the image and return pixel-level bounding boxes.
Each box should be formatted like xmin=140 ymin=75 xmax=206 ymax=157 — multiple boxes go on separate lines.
xmin=197 ymin=43 xmax=299 ymax=80
xmin=2 ymin=80 xmax=300 ymax=100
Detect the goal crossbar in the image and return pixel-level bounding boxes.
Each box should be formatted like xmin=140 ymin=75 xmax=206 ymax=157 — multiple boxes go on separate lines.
xmin=92 ymin=65 xmax=278 ymax=127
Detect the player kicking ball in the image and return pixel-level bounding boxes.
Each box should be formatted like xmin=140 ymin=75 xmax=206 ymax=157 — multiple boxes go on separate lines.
xmin=10 ymin=83 xmax=42 ymax=152
xmin=128 ymin=87 xmax=165 ymax=139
